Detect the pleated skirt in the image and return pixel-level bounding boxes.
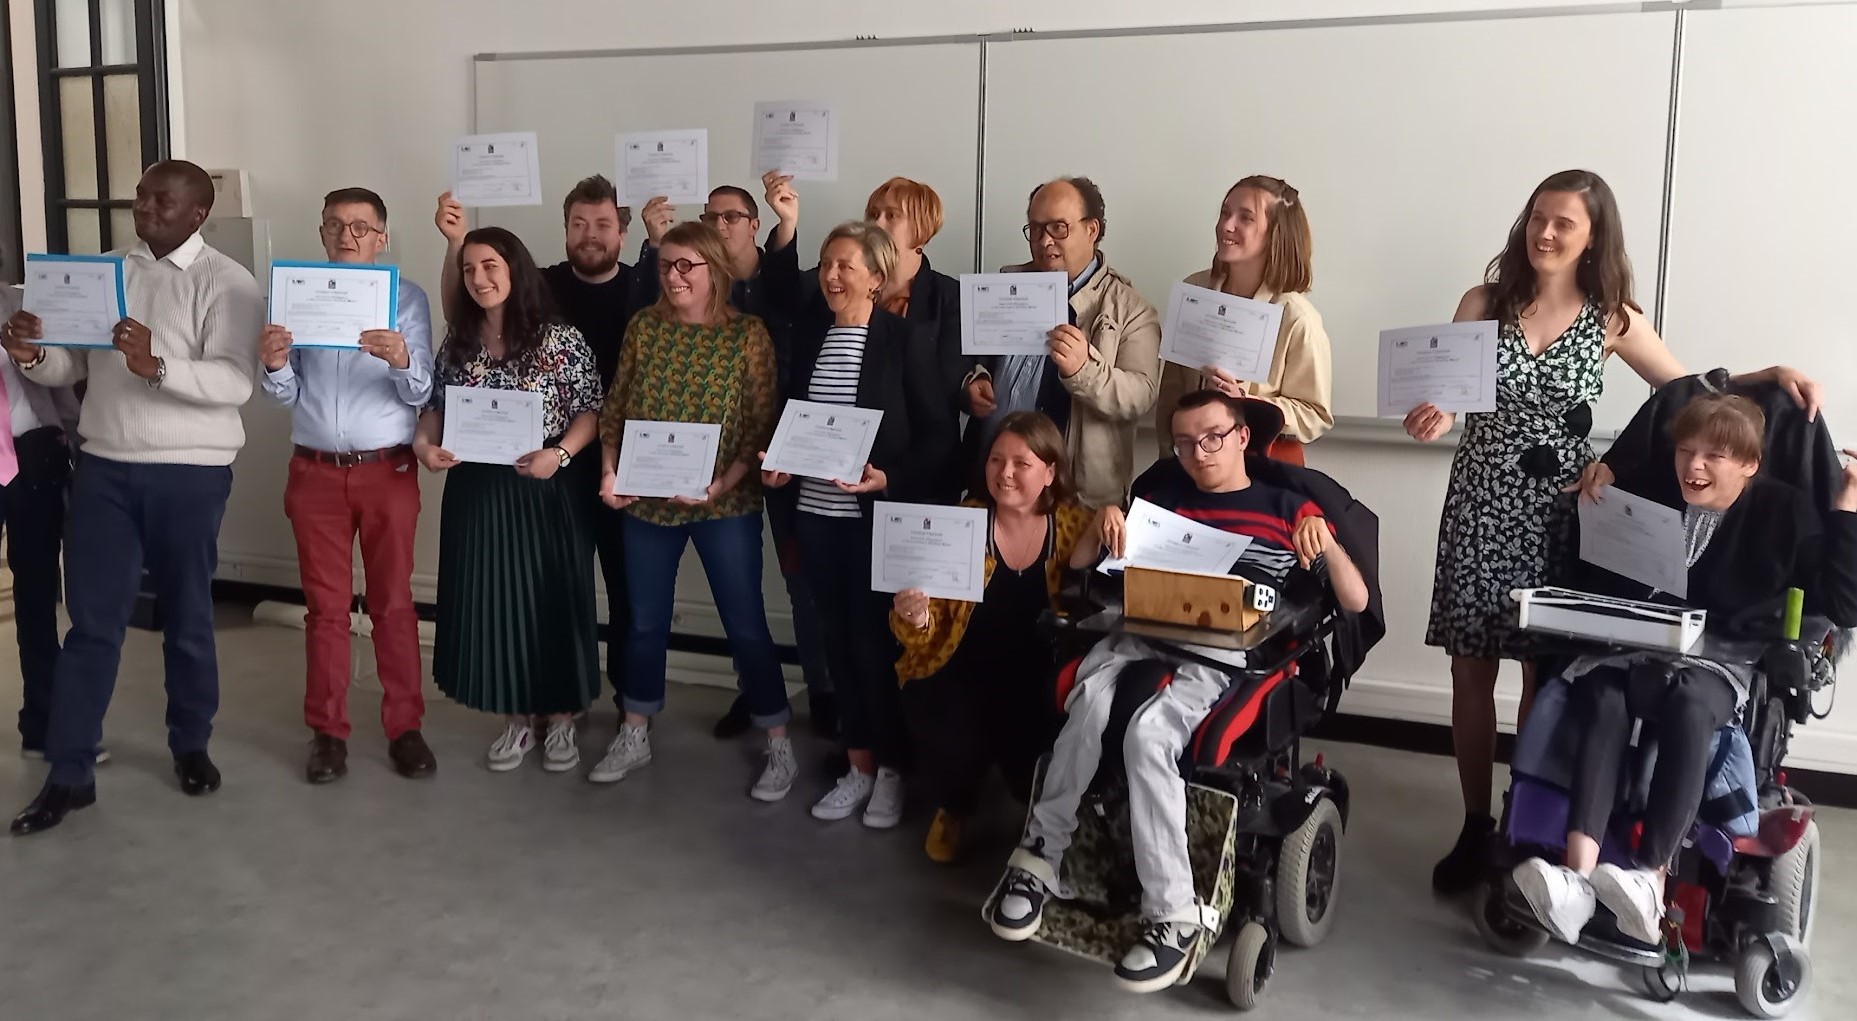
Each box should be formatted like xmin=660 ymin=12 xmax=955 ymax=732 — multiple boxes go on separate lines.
xmin=433 ymin=462 xmax=600 ymax=715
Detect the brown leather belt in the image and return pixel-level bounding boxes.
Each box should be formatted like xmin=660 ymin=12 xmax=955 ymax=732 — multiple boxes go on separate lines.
xmin=293 ymin=444 xmax=414 ymax=468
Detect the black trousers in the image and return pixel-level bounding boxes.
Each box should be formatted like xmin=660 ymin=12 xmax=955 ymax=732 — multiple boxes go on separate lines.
xmin=573 ymin=455 xmax=629 ymax=706
xmin=902 ymin=653 xmax=1056 ymax=815
xmin=795 ymin=511 xmax=904 ymax=763
xmin=4 ymin=427 xmax=70 ymax=750
xmin=1568 ymin=664 xmax=1737 ymax=869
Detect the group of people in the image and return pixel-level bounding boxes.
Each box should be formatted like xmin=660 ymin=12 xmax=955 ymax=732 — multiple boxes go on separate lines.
xmin=0 ymin=152 xmax=1839 ymax=992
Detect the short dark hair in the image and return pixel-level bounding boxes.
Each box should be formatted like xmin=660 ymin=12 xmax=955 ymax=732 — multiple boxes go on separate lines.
xmin=707 ymin=186 xmax=759 ymax=219
xmin=322 ymin=187 xmax=387 ymax=224
xmin=148 ymin=159 xmax=216 ymax=214
xmin=1172 ymin=388 xmax=1244 ymax=426
xmin=1028 ymin=176 xmax=1108 ymax=241
xmin=562 ymin=175 xmax=632 ymax=229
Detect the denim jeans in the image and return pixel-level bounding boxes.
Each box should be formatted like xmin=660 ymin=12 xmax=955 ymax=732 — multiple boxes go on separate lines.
xmin=621 ymin=512 xmax=790 ymax=728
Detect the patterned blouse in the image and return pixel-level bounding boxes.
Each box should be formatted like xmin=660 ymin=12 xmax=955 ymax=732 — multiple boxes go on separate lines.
xmin=602 ymin=306 xmax=778 ymax=526
xmin=428 ymin=321 xmax=601 ymax=440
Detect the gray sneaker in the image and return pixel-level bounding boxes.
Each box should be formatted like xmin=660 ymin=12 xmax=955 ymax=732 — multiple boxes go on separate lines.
xmin=588 ymin=725 xmax=651 ymax=783
xmin=541 ymin=720 xmax=580 ymax=773
xmin=750 ymin=737 xmax=797 ymax=802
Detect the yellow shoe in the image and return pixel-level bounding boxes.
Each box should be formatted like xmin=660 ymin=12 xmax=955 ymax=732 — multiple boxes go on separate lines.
xmin=925 ymin=809 xmax=965 ymax=864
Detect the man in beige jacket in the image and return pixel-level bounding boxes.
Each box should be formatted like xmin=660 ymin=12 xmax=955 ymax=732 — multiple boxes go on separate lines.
xmin=962 ymin=177 xmax=1160 ymax=509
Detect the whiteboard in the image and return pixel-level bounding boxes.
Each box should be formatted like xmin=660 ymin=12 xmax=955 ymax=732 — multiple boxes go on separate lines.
xmin=1662 ymin=3 xmax=1857 ymax=442
xmin=472 ymin=43 xmax=982 ymax=271
xmin=979 ymin=11 xmax=1676 ymax=431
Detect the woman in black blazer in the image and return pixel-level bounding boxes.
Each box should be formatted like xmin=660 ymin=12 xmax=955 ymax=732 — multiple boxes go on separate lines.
xmin=761 ymin=220 xmax=954 ymax=829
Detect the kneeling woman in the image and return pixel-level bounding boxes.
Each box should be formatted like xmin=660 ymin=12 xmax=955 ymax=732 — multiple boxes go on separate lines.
xmin=891 ymin=412 xmax=1092 ymax=863
xmin=1516 ymin=394 xmax=1857 ymax=946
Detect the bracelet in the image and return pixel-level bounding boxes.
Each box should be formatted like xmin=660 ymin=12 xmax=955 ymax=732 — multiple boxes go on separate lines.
xmin=13 ymin=347 xmax=46 ymax=370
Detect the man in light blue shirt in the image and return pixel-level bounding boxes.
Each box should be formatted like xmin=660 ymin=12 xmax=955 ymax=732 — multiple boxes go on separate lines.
xmin=259 ymin=187 xmax=436 ymax=785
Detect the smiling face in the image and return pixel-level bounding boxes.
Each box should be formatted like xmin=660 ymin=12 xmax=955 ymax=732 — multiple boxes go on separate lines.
xmin=564 ymin=199 xmax=625 ymax=277
xmin=1524 ymin=189 xmax=1593 ymax=276
xmin=460 ymin=243 xmax=511 ymax=311
xmin=1214 ymin=186 xmax=1270 ymax=268
xmin=819 ymin=237 xmax=881 ymax=315
xmin=133 ymin=165 xmax=212 ymax=255
xmin=657 ymin=240 xmax=713 ymax=319
xmin=985 ymin=430 xmax=1058 ymax=513
xmin=1674 ymin=440 xmax=1759 ymax=511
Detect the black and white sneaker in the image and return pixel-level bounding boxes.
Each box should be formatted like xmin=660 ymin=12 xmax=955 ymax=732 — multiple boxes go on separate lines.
xmin=1113 ymin=920 xmax=1202 ymax=993
xmin=989 ymin=867 xmax=1050 ymax=941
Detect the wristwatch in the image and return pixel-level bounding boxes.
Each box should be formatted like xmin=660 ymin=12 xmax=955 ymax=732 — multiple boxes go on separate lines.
xmin=553 ymin=446 xmax=572 ymax=468
xmin=145 ymin=356 xmax=166 ymax=390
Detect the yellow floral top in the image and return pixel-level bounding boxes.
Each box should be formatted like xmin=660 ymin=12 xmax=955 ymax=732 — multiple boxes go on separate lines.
xmin=602 ymin=306 xmax=778 ymax=527
xmin=891 ymin=500 xmax=1094 ymax=684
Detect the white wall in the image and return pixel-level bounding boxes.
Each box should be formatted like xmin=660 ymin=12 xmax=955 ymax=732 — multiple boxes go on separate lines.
xmin=169 ymin=0 xmax=1857 ymax=773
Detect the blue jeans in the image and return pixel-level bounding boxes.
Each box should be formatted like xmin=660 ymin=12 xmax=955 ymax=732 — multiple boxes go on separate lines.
xmin=47 ymin=454 xmax=232 ymax=786
xmin=621 ymin=512 xmax=790 ymax=728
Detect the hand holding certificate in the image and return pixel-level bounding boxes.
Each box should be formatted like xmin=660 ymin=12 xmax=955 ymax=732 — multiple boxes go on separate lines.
xmin=960 ymin=273 xmax=1069 ymax=356
xmin=761 ymin=401 xmax=882 ymax=483
xmin=871 ymin=502 xmax=990 ymax=603
xmin=269 ymin=261 xmax=398 ymax=348
xmin=1100 ymin=498 xmax=1253 ymax=575
xmin=752 ymin=101 xmax=838 ymax=181
xmin=1377 ymin=321 xmax=1499 ymax=418
xmin=443 ymin=387 xmax=544 ymax=466
xmin=1160 ymin=282 xmax=1283 ymax=382
xmin=612 ymin=421 xmax=722 ymax=500
xmin=1578 ymin=485 xmax=1688 ymax=598
xmin=22 ymin=254 xmax=126 ymax=348
xmin=616 ymin=130 xmax=709 ymax=206
xmin=451 ymin=132 xmax=544 ymax=207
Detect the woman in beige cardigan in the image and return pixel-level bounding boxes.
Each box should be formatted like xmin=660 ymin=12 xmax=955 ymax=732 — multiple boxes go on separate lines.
xmin=1155 ymin=176 xmax=1332 ymax=464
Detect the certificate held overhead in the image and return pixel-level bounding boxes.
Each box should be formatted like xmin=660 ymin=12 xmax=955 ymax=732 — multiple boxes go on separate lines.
xmin=450 ymin=132 xmax=544 ymax=207
xmin=751 ymin=101 xmax=838 ymax=181
xmin=22 ymin=254 xmax=126 ymax=348
xmin=616 ymin=130 xmax=710 ymax=206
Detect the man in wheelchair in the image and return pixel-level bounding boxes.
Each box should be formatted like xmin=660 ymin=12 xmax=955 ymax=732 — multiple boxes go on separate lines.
xmin=986 ymin=390 xmax=1370 ymax=992
xmin=1513 ymin=393 xmax=1857 ymax=949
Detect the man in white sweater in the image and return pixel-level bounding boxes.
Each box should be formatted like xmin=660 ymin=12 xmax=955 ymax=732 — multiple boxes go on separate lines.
xmin=2 ymin=160 xmax=264 ymax=836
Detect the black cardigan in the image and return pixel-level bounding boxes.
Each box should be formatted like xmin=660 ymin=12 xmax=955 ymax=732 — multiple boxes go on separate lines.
xmin=1572 ymin=470 xmax=1857 ymax=636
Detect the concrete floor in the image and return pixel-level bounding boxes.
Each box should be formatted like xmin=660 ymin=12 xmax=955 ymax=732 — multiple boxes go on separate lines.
xmin=0 ymin=609 xmax=1850 ymax=1021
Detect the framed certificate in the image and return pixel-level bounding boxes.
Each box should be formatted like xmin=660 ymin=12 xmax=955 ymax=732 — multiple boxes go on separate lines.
xmin=269 ymin=261 xmax=399 ymax=348
xmin=22 ymin=253 xmax=127 ymax=348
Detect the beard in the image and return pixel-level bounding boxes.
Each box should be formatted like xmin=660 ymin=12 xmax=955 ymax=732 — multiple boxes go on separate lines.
xmin=566 ymin=241 xmax=618 ymax=276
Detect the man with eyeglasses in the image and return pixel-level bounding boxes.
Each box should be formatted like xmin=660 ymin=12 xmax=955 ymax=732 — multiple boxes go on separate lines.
xmin=962 ymin=176 xmax=1161 ymax=510
xmin=988 ymin=389 xmax=1368 ymax=990
xmin=258 ymin=187 xmax=436 ymax=785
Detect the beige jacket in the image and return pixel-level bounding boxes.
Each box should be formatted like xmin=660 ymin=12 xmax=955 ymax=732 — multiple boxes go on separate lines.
xmin=973 ymin=255 xmax=1162 ymax=509
xmin=1154 ymin=270 xmax=1334 ymax=455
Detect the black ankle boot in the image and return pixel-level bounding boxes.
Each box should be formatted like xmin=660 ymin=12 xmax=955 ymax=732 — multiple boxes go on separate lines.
xmin=1432 ymin=813 xmax=1496 ymax=895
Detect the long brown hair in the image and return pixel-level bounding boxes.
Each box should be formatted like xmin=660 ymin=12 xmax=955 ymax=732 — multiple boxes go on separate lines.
xmin=985 ymin=411 xmax=1076 ymax=514
xmin=1210 ymin=175 xmax=1313 ymax=294
xmin=441 ymin=227 xmax=558 ymax=368
xmin=650 ymin=221 xmax=738 ymax=324
xmin=1484 ymin=169 xmax=1638 ymax=330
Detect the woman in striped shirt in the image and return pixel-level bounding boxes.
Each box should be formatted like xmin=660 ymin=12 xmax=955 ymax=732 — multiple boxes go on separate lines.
xmin=760 ymin=221 xmax=955 ymax=827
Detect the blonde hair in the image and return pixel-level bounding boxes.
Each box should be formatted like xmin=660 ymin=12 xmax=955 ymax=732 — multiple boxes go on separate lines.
xmin=651 ymin=221 xmax=738 ymax=324
xmin=820 ymin=221 xmax=899 ymax=295
xmin=864 ymin=177 xmax=945 ymax=250
xmin=1212 ymin=175 xmax=1314 ymax=295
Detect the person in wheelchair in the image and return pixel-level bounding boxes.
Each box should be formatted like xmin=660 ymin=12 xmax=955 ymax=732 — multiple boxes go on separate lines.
xmin=1514 ymin=393 xmax=1857 ymax=947
xmin=986 ymin=389 xmax=1370 ymax=992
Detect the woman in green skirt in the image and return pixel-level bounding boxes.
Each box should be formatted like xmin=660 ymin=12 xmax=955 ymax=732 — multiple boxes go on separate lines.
xmin=414 ymin=226 xmax=603 ymax=773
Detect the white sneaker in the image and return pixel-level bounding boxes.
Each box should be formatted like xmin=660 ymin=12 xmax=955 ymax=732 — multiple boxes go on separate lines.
xmin=1512 ymin=858 xmax=1596 ymax=944
xmin=750 ymin=737 xmax=798 ymax=802
xmin=588 ymin=725 xmax=651 ymax=783
xmin=486 ymin=721 xmax=534 ymax=772
xmin=862 ymin=766 xmax=905 ymax=829
xmin=1591 ymin=863 xmax=1665 ymax=945
xmin=811 ymin=768 xmax=875 ymax=821
xmin=541 ymin=720 xmax=580 ymax=773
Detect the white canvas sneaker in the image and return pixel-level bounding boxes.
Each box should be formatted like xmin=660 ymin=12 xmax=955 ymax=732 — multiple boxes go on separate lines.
xmin=750 ymin=737 xmax=797 ymax=802
xmin=486 ymin=721 xmax=534 ymax=773
xmin=861 ymin=767 xmax=905 ymax=829
xmin=1512 ymin=858 xmax=1596 ymax=944
xmin=541 ymin=719 xmax=580 ymax=773
xmin=588 ymin=725 xmax=652 ymax=783
xmin=810 ymin=769 xmax=875 ymax=821
xmin=1591 ymin=863 xmax=1665 ymax=945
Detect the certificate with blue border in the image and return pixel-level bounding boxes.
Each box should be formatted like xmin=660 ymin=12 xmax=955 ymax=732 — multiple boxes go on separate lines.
xmin=23 ymin=253 xmax=126 ymax=348
xmin=269 ymin=260 xmax=400 ymax=348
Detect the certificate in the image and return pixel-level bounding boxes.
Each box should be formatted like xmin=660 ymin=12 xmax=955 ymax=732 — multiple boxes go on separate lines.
xmin=1376 ymin=321 xmax=1499 ymax=417
xmin=1159 ymin=282 xmax=1283 ymax=382
xmin=612 ymin=420 xmax=722 ymax=500
xmin=960 ymin=272 xmax=1069 ymax=355
xmin=268 ymin=261 xmax=398 ymax=348
xmin=871 ymin=502 xmax=989 ymax=603
xmin=616 ymin=130 xmax=709 ymax=206
xmin=1578 ymin=485 xmax=1688 ymax=598
xmin=451 ymin=132 xmax=544 ymax=207
xmin=22 ymin=254 xmax=126 ymax=348
xmin=1100 ymin=498 xmax=1253 ymax=576
xmin=761 ymin=400 xmax=882 ymax=483
xmin=751 ymin=101 xmax=838 ymax=181
xmin=443 ymin=387 xmax=543 ymax=465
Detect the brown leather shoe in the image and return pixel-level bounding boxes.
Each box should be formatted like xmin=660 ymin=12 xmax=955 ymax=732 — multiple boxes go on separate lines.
xmin=388 ymin=731 xmax=437 ymax=779
xmin=307 ymin=734 xmax=348 ymax=785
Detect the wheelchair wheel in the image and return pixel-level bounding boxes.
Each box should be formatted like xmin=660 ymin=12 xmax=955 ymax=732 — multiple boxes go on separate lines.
xmin=1735 ymin=937 xmax=1811 ymax=1018
xmin=1275 ymin=797 xmax=1342 ymax=947
xmin=1224 ymin=921 xmax=1273 ymax=1011
xmin=1472 ymin=881 xmax=1549 ymax=959
xmin=1640 ymin=961 xmax=1684 ymax=1003
xmin=1773 ymin=820 xmax=1819 ymax=945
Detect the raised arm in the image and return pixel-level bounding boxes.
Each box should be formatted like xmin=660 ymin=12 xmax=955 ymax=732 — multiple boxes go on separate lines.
xmin=434 ymin=192 xmax=468 ymax=323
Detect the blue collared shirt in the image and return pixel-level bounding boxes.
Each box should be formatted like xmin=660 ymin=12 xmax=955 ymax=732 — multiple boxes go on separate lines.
xmin=261 ymin=277 xmax=435 ymax=451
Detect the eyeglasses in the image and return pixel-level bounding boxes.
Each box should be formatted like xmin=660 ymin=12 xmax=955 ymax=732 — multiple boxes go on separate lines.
xmin=1172 ymin=425 xmax=1241 ymax=460
xmin=319 ymin=219 xmax=385 ymax=240
xmin=1022 ymin=219 xmax=1078 ymax=241
xmin=660 ymin=258 xmax=709 ymax=276
xmin=699 ymin=211 xmax=754 ymax=226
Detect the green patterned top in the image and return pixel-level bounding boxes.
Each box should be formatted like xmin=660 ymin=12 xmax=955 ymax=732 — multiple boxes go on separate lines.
xmin=601 ymin=305 xmax=778 ymax=526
